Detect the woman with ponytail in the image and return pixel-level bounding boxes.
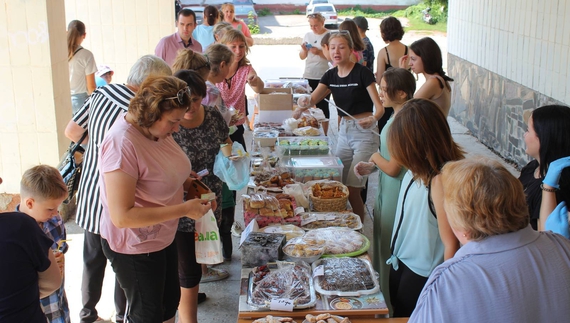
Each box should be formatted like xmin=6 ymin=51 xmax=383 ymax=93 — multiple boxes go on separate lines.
xmin=67 ymin=20 xmax=97 ymax=115
xmin=193 ymin=5 xmax=219 ymax=50
xmin=399 ymin=37 xmax=453 ymax=116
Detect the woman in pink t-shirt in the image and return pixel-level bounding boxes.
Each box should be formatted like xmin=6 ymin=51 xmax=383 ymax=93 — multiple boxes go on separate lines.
xmin=220 ymin=2 xmax=254 ymax=46
xmin=98 ymin=75 xmax=212 ymax=323
xmin=216 ymin=29 xmax=264 ymax=150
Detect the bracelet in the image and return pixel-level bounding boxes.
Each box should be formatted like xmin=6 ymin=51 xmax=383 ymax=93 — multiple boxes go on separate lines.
xmin=541 ymin=183 xmax=558 ymax=192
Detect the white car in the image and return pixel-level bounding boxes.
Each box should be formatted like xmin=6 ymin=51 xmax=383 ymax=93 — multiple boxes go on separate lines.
xmin=310 ymin=3 xmax=338 ymax=28
xmin=305 ymin=0 xmax=329 ymax=15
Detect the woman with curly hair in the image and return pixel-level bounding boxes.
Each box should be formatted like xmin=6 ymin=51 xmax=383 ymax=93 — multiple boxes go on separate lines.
xmin=98 ymin=75 xmax=212 ymax=323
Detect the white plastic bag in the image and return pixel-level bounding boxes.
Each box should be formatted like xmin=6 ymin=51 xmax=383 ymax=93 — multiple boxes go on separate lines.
xmin=194 ymin=209 xmax=223 ymax=265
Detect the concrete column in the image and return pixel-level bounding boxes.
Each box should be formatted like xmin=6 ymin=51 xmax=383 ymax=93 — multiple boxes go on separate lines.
xmin=0 ymin=0 xmax=70 ymax=194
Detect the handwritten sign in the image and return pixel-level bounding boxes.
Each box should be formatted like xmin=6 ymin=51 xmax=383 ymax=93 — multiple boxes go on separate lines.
xmin=294 ymin=206 xmax=305 ymax=216
xmin=270 ymin=298 xmax=294 ymax=312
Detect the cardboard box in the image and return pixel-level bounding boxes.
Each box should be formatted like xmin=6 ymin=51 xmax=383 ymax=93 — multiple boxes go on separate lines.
xmin=258 ymin=88 xmax=294 ymax=123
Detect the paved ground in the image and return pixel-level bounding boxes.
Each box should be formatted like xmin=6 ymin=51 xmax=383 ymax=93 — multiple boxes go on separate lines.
xmin=62 ymin=16 xmax=517 ymax=323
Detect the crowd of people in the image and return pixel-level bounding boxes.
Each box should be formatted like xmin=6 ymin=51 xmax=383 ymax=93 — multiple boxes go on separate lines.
xmin=1 ymin=10 xmax=570 ymax=323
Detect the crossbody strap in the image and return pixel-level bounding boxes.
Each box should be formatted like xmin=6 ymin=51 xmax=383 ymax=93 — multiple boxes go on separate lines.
xmin=69 ymin=131 xmax=88 ymax=154
xmin=68 ymin=47 xmax=83 ymax=61
xmin=390 ymin=177 xmax=415 ymax=254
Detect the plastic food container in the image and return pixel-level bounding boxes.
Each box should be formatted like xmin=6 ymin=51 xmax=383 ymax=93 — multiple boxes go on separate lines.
xmin=280 ymin=157 xmax=343 ymax=183
xmin=253 ymin=129 xmax=280 ymax=147
xmin=312 ymin=257 xmax=379 ymax=296
xmin=277 ymin=137 xmax=330 ymax=156
xmin=299 ymin=212 xmax=362 ymax=231
xmin=240 ymin=232 xmax=286 ymax=267
xmin=258 ymin=224 xmax=306 ymax=241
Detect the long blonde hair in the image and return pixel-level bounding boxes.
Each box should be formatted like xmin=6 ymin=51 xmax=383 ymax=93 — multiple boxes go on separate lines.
xmin=67 ymin=20 xmax=86 ymax=60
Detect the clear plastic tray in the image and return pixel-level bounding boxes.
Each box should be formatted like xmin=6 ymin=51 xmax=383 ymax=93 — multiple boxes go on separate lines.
xmin=247 ymin=263 xmax=317 ymax=309
xmin=299 ymin=212 xmax=362 ymax=231
xmin=312 ymin=258 xmax=379 ymax=297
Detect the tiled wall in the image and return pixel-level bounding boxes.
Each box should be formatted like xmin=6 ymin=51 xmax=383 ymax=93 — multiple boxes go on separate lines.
xmin=0 ymin=0 xmax=173 ymax=193
xmin=65 ymin=0 xmax=175 ymax=83
xmin=447 ymin=0 xmax=570 ymax=168
xmin=448 ymin=0 xmax=570 ymax=104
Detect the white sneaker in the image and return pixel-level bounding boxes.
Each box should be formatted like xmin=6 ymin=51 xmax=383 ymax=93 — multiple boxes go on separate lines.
xmin=231 ymin=222 xmax=243 ymax=237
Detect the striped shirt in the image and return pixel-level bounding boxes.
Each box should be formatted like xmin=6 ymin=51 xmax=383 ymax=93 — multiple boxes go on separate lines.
xmin=73 ymin=84 xmax=135 ymax=234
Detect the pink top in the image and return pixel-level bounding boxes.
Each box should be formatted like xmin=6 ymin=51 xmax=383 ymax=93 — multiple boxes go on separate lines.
xmin=216 ymin=65 xmax=252 ymax=126
xmin=232 ymin=20 xmax=252 ymax=38
xmin=155 ymin=32 xmax=203 ymax=66
xmin=98 ymin=115 xmax=192 ymax=254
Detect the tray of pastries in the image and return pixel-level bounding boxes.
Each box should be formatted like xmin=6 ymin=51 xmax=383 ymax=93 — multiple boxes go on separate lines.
xmin=303 ymin=313 xmax=351 ymax=323
xmin=299 ymin=212 xmax=362 ymax=230
xmin=253 ymin=315 xmax=297 ymax=323
xmin=248 ymin=262 xmax=317 ymax=309
xmin=312 ymin=258 xmax=379 ymax=296
xmin=303 ymin=228 xmax=369 ymax=257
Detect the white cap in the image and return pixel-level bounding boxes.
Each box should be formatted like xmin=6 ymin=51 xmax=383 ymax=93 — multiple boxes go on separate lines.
xmin=95 ymin=65 xmax=113 ymax=77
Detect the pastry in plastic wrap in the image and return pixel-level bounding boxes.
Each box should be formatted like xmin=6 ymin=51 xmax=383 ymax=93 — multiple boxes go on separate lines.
xmin=300 ymin=212 xmax=362 ymax=230
xmin=248 ymin=262 xmax=315 ymax=308
xmin=303 ymin=228 xmax=365 ymax=255
xmin=283 ymin=236 xmax=325 ymax=263
xmin=258 ymin=224 xmax=305 ymax=241
xmin=253 ymin=315 xmax=297 ymax=323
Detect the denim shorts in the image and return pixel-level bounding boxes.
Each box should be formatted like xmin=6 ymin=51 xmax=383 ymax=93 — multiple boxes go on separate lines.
xmin=335 ymin=118 xmax=380 ymax=188
xmin=71 ymin=92 xmax=89 ymax=116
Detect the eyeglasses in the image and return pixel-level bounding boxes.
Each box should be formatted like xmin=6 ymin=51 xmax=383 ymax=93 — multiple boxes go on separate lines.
xmin=165 ymin=87 xmax=191 ymax=105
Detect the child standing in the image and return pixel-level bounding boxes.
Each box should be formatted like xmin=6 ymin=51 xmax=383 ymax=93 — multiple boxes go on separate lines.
xmin=18 ymin=165 xmax=70 ymax=323
xmin=353 ymin=16 xmax=375 ymax=72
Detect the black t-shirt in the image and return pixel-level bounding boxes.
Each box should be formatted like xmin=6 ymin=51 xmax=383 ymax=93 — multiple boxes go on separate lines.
xmin=320 ymin=63 xmax=376 ymax=117
xmin=0 ymin=212 xmax=53 ymax=322
xmin=519 ymin=160 xmax=542 ymax=229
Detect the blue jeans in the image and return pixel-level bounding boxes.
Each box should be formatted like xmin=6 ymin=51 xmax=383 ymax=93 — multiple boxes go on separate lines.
xmin=71 ymin=92 xmax=89 ymax=116
xmin=335 ymin=118 xmax=380 ymax=188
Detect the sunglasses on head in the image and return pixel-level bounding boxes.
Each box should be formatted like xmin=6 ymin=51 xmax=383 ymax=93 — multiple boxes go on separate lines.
xmin=330 ymin=30 xmax=350 ymax=35
xmin=165 ymin=87 xmax=191 ymax=105
xmin=307 ymin=13 xmax=324 ymax=19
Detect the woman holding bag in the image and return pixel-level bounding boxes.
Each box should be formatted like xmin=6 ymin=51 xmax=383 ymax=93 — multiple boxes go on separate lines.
xmin=172 ymin=70 xmax=231 ymax=323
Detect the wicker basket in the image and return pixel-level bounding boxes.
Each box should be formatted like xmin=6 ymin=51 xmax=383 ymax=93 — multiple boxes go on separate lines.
xmin=309 ymin=182 xmax=349 ymax=212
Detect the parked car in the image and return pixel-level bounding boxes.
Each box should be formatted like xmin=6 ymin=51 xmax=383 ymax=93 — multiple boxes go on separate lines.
xmin=233 ymin=0 xmax=255 ymax=5
xmin=310 ymin=3 xmax=338 ymax=28
xmin=305 ymin=0 xmax=329 ymax=15
xmin=235 ymin=4 xmax=258 ymax=26
xmin=176 ymin=1 xmax=204 ymax=25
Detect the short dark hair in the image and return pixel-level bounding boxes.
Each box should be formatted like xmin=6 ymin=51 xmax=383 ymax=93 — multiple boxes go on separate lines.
xmin=178 ymin=8 xmax=196 ymax=23
xmin=174 ymin=69 xmax=207 ymax=99
xmin=380 ymin=17 xmax=405 ymax=42
xmin=382 ymin=67 xmax=416 ymax=102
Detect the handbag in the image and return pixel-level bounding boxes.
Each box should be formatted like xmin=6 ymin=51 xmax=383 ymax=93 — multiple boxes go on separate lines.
xmin=194 ymin=209 xmax=224 ymax=265
xmin=58 ymin=131 xmax=88 ymax=204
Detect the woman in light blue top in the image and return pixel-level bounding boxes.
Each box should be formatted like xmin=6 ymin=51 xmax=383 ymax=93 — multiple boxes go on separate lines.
xmin=354 ymin=68 xmax=416 ymax=316
xmin=385 ymin=99 xmax=463 ymax=317
xmin=193 ymin=6 xmax=219 ymax=51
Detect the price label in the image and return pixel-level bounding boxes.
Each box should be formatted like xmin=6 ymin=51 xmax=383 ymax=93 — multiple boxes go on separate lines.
xmin=294 ymin=206 xmax=305 ymax=216
xmin=301 ymin=214 xmax=317 ymax=226
xmin=270 ymin=298 xmax=294 ymax=312
xmin=313 ymin=265 xmax=324 ymax=277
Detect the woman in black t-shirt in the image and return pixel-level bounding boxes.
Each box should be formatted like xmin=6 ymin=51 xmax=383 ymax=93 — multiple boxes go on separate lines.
xmin=294 ymin=31 xmax=385 ymax=221
xmin=519 ymin=105 xmax=570 ymax=230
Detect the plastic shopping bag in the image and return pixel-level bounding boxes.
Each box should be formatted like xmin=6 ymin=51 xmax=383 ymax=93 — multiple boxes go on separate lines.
xmin=213 ymin=142 xmax=250 ymax=190
xmin=195 ymin=209 xmax=224 ymax=265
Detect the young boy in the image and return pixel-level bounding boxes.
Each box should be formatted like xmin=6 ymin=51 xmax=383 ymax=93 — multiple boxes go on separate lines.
xmin=0 ymin=174 xmax=61 ymax=323
xmin=18 ymin=165 xmax=71 ymax=323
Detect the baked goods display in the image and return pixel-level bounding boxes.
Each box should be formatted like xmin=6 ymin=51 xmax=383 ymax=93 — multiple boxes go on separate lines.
xmin=312 ymin=258 xmax=378 ymax=296
xmin=297 ymin=115 xmax=319 ymax=128
xmin=243 ymin=193 xmax=301 ymax=228
xmin=253 ymin=316 xmax=297 ymax=323
xmin=253 ymin=171 xmax=296 ymax=189
xmin=309 ymin=181 xmax=349 ymax=212
xmin=278 ymin=138 xmax=329 ymax=156
xmin=283 ymin=236 xmax=326 ymax=263
xmin=311 ymin=183 xmax=348 ymax=199
xmin=293 ymin=126 xmax=321 ymax=137
xmin=300 ymin=212 xmax=362 ymax=230
xmin=303 ymin=313 xmax=351 ymax=323
xmin=281 ymin=158 xmax=343 ymax=184
xmin=303 ymin=228 xmax=367 ymax=256
xmin=248 ymin=262 xmax=316 ymax=309
xmin=259 ymin=224 xmax=305 ymax=241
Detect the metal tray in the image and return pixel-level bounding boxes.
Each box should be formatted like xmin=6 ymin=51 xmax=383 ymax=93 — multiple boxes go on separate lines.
xmin=312 ymin=258 xmax=380 ymax=297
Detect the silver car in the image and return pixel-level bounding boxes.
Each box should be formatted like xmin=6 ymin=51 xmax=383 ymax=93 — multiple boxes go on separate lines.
xmin=310 ymin=3 xmax=338 ymax=28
